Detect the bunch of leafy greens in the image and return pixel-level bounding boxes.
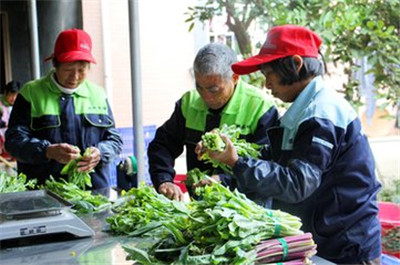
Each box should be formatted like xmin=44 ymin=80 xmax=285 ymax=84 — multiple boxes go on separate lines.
xmin=44 ymin=176 xmax=110 ymax=214
xmin=108 ymin=182 xmax=303 ymax=265
xmin=61 ymin=147 xmax=93 ymax=189
xmin=0 ymin=172 xmax=37 ymax=193
xmin=184 ymin=168 xmax=210 ymax=191
xmin=201 ymin=124 xmax=261 ymax=174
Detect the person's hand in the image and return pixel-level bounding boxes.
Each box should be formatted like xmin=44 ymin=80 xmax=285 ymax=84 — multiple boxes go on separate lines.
xmin=46 ymin=143 xmax=80 ymax=164
xmin=77 ymin=147 xmax=101 ymax=172
xmin=158 ymin=182 xmax=185 ymax=201
xmin=192 ymin=174 xmax=220 ymax=189
xmin=195 ymin=134 xmax=239 ymax=167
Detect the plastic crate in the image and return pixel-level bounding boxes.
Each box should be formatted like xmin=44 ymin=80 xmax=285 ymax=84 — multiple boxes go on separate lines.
xmin=108 ymin=125 xmax=157 ymax=186
xmin=378 ymin=202 xmax=400 ymax=258
xmin=382 ymin=254 xmax=400 ymax=265
xmin=174 ymin=174 xmax=188 ymax=193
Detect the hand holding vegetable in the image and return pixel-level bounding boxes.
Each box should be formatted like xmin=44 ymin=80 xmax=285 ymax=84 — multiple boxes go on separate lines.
xmin=158 ymin=182 xmax=185 ymax=201
xmin=192 ymin=174 xmax=220 ymax=189
xmin=61 ymin=147 xmax=95 ymax=189
xmin=46 ymin=143 xmax=80 ymax=164
xmin=77 ymin=146 xmax=101 ymax=172
xmin=196 ymin=134 xmax=239 ymax=168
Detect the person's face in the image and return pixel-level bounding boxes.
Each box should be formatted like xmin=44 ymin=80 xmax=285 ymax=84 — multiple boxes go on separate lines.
xmin=5 ymin=92 xmax=18 ymax=106
xmin=195 ymin=72 xmax=238 ymax=110
xmin=55 ymin=61 xmax=90 ymax=89
xmin=261 ymin=66 xmax=299 ymax=103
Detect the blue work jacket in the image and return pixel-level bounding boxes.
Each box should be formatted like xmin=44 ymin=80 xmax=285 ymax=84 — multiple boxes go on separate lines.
xmin=233 ymin=76 xmax=381 ymax=263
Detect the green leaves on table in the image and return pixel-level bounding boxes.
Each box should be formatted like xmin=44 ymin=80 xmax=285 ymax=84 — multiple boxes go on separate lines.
xmin=108 ymin=182 xmax=304 ymax=265
xmin=44 ymin=176 xmax=110 ymax=214
xmin=61 ymin=147 xmax=93 ymax=189
xmin=0 ymin=172 xmax=37 ymax=193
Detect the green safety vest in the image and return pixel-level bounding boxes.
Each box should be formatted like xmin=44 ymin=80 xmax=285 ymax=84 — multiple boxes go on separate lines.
xmin=181 ymin=78 xmax=274 ymax=135
xmin=20 ymin=70 xmax=109 ymax=119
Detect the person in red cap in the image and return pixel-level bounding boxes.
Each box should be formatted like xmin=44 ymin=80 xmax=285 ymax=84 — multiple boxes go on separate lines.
xmin=196 ymin=25 xmax=381 ymax=264
xmin=5 ymin=28 xmax=123 ymax=189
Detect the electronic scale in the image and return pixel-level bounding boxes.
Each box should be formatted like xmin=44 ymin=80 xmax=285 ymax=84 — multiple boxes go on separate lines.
xmin=0 ymin=190 xmax=94 ymax=241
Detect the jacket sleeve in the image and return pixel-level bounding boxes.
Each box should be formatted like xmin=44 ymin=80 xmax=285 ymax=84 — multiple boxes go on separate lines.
xmin=96 ymin=100 xmax=123 ymax=164
xmin=148 ymin=100 xmax=185 ymax=189
xmin=5 ymin=95 xmax=51 ymax=164
xmin=218 ymin=105 xmax=280 ymax=190
xmin=232 ymin=118 xmax=338 ymax=204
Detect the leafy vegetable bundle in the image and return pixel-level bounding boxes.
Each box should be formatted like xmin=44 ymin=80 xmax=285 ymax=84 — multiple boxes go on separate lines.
xmin=255 ymin=233 xmax=317 ymax=263
xmin=0 ymin=172 xmax=37 ymax=193
xmin=201 ymin=124 xmax=261 ymax=174
xmin=61 ymin=147 xmax=93 ymax=189
xmin=44 ymin=176 xmax=110 ymax=214
xmin=107 ymin=182 xmax=306 ymax=265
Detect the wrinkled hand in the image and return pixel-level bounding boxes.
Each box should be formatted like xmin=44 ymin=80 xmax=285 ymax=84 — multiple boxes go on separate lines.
xmin=195 ymin=134 xmax=239 ymax=167
xmin=46 ymin=143 xmax=80 ymax=164
xmin=192 ymin=174 xmax=220 ymax=189
xmin=158 ymin=182 xmax=185 ymax=201
xmin=77 ymin=147 xmax=101 ymax=172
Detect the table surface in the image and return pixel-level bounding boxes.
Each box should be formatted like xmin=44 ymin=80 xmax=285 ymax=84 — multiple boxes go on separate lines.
xmin=0 ymin=189 xmax=336 ymax=265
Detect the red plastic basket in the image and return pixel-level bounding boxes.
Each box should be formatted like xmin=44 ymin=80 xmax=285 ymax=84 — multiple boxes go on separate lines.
xmin=378 ymin=202 xmax=400 ymax=258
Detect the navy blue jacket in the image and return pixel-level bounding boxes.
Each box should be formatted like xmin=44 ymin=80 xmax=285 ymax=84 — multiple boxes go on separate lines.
xmin=148 ymin=80 xmax=279 ymax=205
xmin=233 ymin=76 xmax=381 ymax=263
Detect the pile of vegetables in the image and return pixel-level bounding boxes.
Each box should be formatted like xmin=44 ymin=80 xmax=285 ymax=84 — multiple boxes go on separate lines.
xmin=107 ymin=182 xmax=314 ymax=265
xmin=0 ymin=172 xmax=36 ymax=193
xmin=61 ymin=147 xmax=93 ymax=189
xmin=44 ymin=176 xmax=110 ymax=214
xmin=200 ymin=124 xmax=261 ymax=174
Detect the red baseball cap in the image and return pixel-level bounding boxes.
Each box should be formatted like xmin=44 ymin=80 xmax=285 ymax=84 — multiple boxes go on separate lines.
xmin=232 ymin=25 xmax=322 ymax=75
xmin=45 ymin=28 xmax=96 ymax=64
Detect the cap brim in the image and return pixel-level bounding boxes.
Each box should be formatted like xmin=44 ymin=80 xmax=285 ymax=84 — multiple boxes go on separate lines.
xmin=231 ymin=53 xmax=286 ymax=75
xmin=56 ymin=51 xmax=96 ymax=64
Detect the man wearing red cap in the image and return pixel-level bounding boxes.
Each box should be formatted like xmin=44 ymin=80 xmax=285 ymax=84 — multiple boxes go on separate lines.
xmin=5 ymin=28 xmax=123 ymax=189
xmin=196 ymin=25 xmax=381 ymax=263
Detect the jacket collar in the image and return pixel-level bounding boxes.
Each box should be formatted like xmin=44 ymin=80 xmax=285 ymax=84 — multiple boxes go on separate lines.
xmin=280 ymin=75 xmax=324 ymax=129
xmin=46 ymin=69 xmax=90 ymax=98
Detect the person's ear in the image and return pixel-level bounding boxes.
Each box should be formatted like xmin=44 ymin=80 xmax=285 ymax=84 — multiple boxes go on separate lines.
xmin=292 ymin=55 xmax=303 ymax=73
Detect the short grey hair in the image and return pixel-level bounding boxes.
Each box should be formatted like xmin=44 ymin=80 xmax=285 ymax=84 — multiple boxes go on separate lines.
xmin=193 ymin=43 xmax=237 ymax=79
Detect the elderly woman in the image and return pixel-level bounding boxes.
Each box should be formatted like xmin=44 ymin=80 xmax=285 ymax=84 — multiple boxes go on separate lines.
xmin=5 ymin=28 xmax=123 ymax=189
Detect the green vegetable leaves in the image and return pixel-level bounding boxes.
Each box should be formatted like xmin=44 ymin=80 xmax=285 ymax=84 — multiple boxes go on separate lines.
xmin=108 ymin=182 xmax=304 ymax=265
xmin=61 ymin=147 xmax=93 ymax=189
xmin=200 ymin=124 xmax=261 ymax=174
xmin=44 ymin=176 xmax=110 ymax=214
xmin=0 ymin=172 xmax=37 ymax=193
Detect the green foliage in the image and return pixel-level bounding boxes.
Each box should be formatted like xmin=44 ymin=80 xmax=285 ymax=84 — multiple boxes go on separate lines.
xmin=379 ymin=179 xmax=400 ymax=203
xmin=108 ymin=182 xmax=303 ymax=265
xmin=186 ymin=0 xmax=400 ymax=109
xmin=61 ymin=147 xmax=93 ymax=189
xmin=200 ymin=124 xmax=261 ymax=175
xmin=44 ymin=176 xmax=111 ymax=214
xmin=0 ymin=172 xmax=36 ymax=193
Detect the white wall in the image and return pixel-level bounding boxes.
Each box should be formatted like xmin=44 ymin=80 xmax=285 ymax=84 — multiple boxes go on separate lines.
xmin=83 ymin=0 xmax=197 ymax=128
